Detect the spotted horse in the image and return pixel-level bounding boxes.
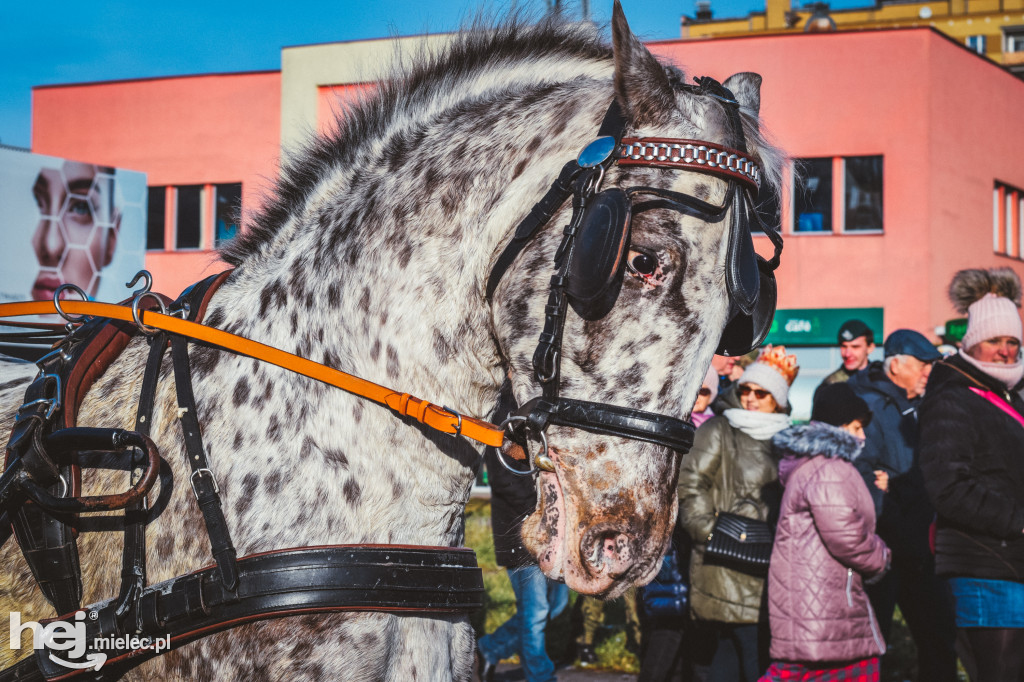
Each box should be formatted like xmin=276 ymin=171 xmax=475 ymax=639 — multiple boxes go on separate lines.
xmin=0 ymin=3 xmax=784 ymax=680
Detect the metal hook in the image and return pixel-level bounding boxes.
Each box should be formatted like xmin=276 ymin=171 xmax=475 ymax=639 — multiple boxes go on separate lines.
xmin=581 ymin=165 xmax=607 ymax=197
xmin=131 ymin=292 xmax=167 ymax=336
xmin=125 ymin=270 xmax=153 ymax=297
xmin=53 ymin=284 xmax=89 ymax=323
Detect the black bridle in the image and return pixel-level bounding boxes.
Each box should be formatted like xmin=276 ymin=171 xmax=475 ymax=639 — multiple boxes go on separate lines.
xmin=486 ymin=78 xmax=782 ymax=474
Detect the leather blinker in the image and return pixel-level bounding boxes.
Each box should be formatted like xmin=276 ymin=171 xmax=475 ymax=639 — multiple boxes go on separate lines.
xmin=566 ymin=187 xmax=632 ymax=321
xmin=724 ymin=189 xmax=760 ymax=317
xmin=716 ymin=254 xmax=777 ymax=357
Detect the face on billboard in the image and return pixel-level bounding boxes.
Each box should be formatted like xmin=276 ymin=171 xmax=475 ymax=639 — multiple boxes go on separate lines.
xmin=30 ymin=162 xmax=120 ymax=302
xmin=0 ymin=149 xmax=144 ymax=317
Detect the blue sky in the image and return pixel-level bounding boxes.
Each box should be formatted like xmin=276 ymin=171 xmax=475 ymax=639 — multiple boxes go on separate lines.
xmin=0 ymin=0 xmax=868 ymax=149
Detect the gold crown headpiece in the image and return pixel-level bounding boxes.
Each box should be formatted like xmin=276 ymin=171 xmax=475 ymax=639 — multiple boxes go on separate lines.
xmin=756 ymin=345 xmax=799 ymax=386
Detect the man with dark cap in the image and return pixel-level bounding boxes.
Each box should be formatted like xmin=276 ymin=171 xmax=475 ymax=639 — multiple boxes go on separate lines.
xmin=819 ymin=319 xmax=876 ymax=389
xmin=847 ymin=329 xmax=957 ymax=682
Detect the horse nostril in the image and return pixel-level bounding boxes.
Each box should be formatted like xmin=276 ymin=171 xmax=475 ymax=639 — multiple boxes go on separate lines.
xmin=581 ymin=525 xmax=635 ymax=577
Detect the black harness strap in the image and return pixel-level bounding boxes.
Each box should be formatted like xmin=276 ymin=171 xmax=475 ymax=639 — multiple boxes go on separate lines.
xmin=169 ymin=336 xmax=239 ymax=593
xmin=112 ymin=331 xmax=168 ymax=626
xmin=10 ymin=546 xmax=484 ymax=682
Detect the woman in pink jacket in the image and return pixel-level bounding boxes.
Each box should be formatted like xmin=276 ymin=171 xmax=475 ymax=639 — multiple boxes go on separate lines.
xmin=759 ymin=383 xmax=891 ymax=682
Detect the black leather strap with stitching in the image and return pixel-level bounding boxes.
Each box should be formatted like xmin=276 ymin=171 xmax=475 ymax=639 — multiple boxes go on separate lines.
xmin=11 ymin=546 xmax=483 ymax=682
xmin=515 ymin=397 xmax=695 ymax=454
xmin=169 ymin=336 xmax=239 ymax=592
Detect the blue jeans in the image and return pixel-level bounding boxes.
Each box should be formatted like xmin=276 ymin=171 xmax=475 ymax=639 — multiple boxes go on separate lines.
xmin=478 ymin=564 xmax=569 ymax=682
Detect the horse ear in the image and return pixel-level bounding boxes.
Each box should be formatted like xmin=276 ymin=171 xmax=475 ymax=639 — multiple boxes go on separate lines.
xmin=723 ymin=72 xmax=762 ymax=118
xmin=611 ymin=0 xmax=676 ymax=128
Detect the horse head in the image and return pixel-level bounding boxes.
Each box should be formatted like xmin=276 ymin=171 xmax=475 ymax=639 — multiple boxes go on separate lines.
xmin=490 ymin=3 xmax=784 ymax=597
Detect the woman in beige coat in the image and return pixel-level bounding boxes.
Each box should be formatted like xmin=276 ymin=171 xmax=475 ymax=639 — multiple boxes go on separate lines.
xmin=678 ymin=346 xmax=798 ymax=682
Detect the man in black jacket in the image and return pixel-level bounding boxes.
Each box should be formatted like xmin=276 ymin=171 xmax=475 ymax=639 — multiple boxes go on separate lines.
xmin=476 ymin=397 xmax=568 ymax=682
xmin=846 ymin=329 xmax=957 ymax=681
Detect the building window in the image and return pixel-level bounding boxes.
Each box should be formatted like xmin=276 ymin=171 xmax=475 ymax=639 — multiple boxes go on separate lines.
xmin=794 ymin=158 xmax=832 ymax=232
xmin=966 ymin=35 xmax=987 ymax=54
xmin=844 ymin=156 xmax=883 ymax=232
xmin=214 ymin=183 xmax=242 ymax=246
xmin=994 ymin=181 xmax=1024 ymax=259
xmin=1005 ymin=27 xmax=1024 ymax=53
xmin=146 ymin=182 xmax=242 ymax=251
xmin=175 ymin=185 xmax=203 ymax=250
xmin=146 ymin=186 xmax=166 ymax=250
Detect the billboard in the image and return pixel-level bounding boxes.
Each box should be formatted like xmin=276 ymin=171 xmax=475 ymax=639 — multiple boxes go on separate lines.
xmin=0 ymin=148 xmax=147 ymax=312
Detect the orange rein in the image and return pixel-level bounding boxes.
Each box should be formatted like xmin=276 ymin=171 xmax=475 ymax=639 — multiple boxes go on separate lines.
xmin=0 ymin=300 xmax=508 ymax=450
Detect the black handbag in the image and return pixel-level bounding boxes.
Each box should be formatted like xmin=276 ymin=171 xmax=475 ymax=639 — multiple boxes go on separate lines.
xmin=704 ymin=511 xmax=773 ymax=574
xmin=702 ymin=428 xmax=774 ymax=575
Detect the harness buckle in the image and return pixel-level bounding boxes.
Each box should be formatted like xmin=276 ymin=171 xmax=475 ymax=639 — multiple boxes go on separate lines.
xmin=441 ymin=406 xmax=463 ymax=439
xmin=18 ymin=398 xmax=59 ymax=423
xmin=190 ymin=468 xmax=220 ymax=501
xmin=16 ymin=374 xmax=62 ymax=423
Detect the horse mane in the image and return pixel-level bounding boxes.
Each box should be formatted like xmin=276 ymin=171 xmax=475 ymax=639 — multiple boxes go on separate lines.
xmin=220 ymin=13 xmax=612 ymax=268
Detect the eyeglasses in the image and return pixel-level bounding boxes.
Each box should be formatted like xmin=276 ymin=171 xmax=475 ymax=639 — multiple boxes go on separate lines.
xmin=698 ymin=387 xmax=712 ymax=397
xmin=738 ymin=385 xmax=772 ymax=400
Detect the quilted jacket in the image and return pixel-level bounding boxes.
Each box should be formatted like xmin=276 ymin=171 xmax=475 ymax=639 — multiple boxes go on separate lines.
xmin=677 ymin=393 xmax=783 ymax=624
xmin=768 ymin=423 xmax=889 ymax=663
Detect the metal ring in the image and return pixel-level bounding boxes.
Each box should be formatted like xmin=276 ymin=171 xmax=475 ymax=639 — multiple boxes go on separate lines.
xmin=131 ymin=292 xmax=167 ymax=336
xmin=495 ymin=415 xmax=551 ymax=476
xmin=53 ymin=284 xmax=88 ymax=323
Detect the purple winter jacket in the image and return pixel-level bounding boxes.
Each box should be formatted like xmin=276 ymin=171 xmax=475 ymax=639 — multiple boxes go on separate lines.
xmin=768 ymin=422 xmax=890 ymax=663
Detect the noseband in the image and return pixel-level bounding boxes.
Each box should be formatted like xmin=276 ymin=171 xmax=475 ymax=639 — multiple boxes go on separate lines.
xmin=485 ymin=77 xmax=783 ymax=474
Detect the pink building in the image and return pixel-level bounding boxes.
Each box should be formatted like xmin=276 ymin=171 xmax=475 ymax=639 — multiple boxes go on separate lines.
xmin=27 ymin=27 xmax=1024 ymax=414
xmin=32 ymin=71 xmax=281 ymax=297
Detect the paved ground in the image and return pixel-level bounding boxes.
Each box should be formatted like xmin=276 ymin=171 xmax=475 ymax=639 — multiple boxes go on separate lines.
xmin=489 ymin=662 xmax=636 ymax=681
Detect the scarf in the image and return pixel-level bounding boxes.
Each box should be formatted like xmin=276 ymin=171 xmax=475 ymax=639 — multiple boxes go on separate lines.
xmin=692 ymin=409 xmax=715 ymax=428
xmin=723 ymin=408 xmax=792 ymax=441
xmin=958 ymin=348 xmax=1024 ymax=389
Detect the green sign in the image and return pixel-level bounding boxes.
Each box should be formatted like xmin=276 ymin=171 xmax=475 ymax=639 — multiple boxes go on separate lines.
xmin=942 ymin=318 xmax=967 ymax=343
xmin=764 ymin=307 xmax=884 ymax=347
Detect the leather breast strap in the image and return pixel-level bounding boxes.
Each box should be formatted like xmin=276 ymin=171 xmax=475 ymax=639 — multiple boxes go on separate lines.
xmin=0 ymin=546 xmax=483 ymax=682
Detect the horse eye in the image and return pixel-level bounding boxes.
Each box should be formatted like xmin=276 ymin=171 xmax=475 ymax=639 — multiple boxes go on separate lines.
xmin=627 ymin=250 xmax=658 ymax=276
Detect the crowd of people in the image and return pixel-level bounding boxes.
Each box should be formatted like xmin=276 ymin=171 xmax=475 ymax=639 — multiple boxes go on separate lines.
xmin=476 ymin=266 xmax=1024 ymax=682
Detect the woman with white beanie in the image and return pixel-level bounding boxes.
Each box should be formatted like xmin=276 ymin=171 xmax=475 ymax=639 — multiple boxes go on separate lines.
xmin=678 ymin=346 xmax=798 ymax=681
xmin=918 ymin=267 xmax=1024 ymax=682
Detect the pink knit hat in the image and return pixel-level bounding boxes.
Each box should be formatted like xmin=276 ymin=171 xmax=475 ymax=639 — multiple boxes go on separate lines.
xmin=961 ymin=293 xmax=1023 ymax=350
xmin=950 ymin=268 xmax=1023 ymax=351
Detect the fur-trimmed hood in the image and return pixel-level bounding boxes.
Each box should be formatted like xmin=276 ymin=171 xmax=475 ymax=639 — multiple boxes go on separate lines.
xmin=773 ymin=422 xmax=864 ymax=486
